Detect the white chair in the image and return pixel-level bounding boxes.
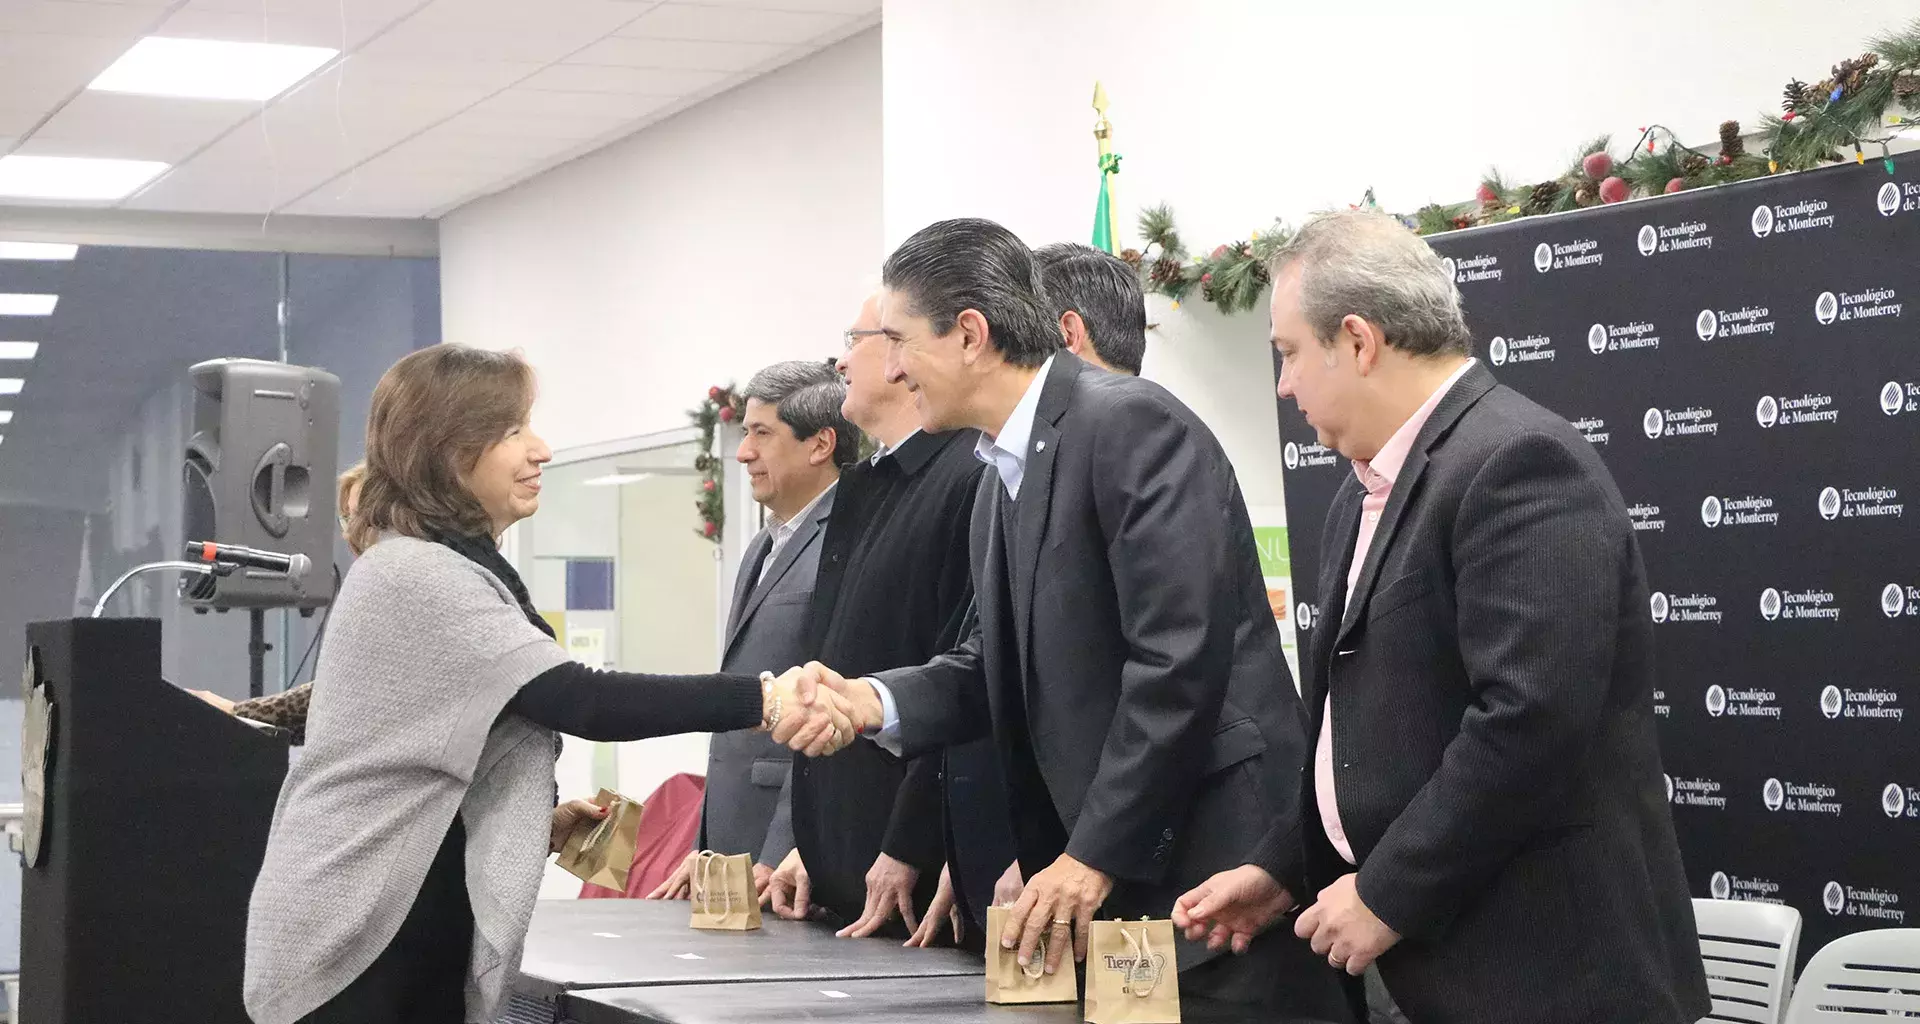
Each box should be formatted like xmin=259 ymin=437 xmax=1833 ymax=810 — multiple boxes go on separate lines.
xmin=1784 ymin=928 xmax=1920 ymax=1022
xmin=1694 ymin=898 xmax=1802 ymax=1024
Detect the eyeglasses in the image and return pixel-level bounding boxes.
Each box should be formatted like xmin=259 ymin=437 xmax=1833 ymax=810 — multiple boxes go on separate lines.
xmin=843 ymin=328 xmax=887 ymax=350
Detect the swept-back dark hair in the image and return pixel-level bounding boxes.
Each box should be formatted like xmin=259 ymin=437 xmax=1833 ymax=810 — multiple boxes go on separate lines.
xmin=880 ymin=217 xmax=1061 ymax=368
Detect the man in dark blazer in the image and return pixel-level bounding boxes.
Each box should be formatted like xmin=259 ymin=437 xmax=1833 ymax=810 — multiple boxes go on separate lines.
xmin=790 ymin=218 xmax=1346 ymax=1018
xmin=649 ymin=360 xmax=856 ymax=901
xmin=761 ymin=292 xmax=984 ymax=942
xmin=1173 ymin=210 xmax=1709 ymax=1024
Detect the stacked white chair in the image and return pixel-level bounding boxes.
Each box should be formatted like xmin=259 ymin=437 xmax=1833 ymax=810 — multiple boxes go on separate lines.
xmin=1694 ymin=898 xmax=1803 ymax=1024
xmin=1783 ymin=928 xmax=1920 ymax=1022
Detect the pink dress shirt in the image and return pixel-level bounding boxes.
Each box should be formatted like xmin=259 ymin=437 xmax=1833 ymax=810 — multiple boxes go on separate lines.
xmin=1315 ymin=359 xmax=1476 ymax=864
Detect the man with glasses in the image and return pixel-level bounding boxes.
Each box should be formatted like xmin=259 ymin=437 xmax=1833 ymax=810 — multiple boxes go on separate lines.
xmin=763 ymin=293 xmax=997 ymax=944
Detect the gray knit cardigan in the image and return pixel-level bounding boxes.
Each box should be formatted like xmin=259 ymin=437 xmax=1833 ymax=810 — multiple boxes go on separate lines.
xmin=244 ymin=535 xmax=570 ymax=1024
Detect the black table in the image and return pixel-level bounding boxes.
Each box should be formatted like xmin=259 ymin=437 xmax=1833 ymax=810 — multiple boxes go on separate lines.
xmin=514 ymin=899 xmax=983 ymax=1000
xmin=566 ymin=974 xmax=1338 ymax=1024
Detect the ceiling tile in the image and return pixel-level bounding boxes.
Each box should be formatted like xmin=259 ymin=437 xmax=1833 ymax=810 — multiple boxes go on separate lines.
xmin=0 ymin=1 xmax=164 ymax=36
xmin=179 ymin=0 xmax=426 ymax=18
xmin=566 ymin=36 xmax=785 ymax=71
xmin=516 ymin=62 xmax=721 ymax=95
xmin=480 ymin=87 xmax=676 ymax=121
xmin=368 ymin=0 xmax=652 ymax=64
xmin=667 ymin=0 xmax=876 ymax=13
xmin=617 ymin=3 xmax=849 ymax=45
xmin=153 ymin=3 xmax=397 ymax=49
xmin=16 ymin=91 xmax=248 ymax=162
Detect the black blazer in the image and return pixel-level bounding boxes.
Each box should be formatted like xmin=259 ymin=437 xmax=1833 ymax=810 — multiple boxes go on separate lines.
xmin=1301 ymin=361 xmax=1710 ymax=1024
xmin=787 ymin=430 xmax=984 ymax=924
xmin=878 ymin=354 xmax=1315 ymax=973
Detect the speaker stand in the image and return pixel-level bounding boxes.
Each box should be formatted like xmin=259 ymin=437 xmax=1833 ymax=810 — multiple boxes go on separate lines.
xmin=247 ymin=608 xmax=273 ymax=699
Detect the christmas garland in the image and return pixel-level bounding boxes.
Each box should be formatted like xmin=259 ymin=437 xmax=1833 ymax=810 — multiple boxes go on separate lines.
xmin=1132 ymin=17 xmax=1920 ymax=317
xmin=689 ymin=384 xmax=744 ymax=542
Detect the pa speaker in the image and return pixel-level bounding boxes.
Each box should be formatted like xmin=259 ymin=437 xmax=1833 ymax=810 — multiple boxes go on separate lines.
xmin=181 ymin=358 xmax=340 ymax=610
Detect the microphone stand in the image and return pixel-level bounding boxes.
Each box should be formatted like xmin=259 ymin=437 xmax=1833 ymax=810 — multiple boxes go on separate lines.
xmin=91 ymin=561 xmax=234 ymax=619
xmin=92 ymin=559 xmax=296 ymax=699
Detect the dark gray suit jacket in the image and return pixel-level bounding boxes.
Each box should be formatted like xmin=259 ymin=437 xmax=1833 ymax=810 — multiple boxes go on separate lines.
xmin=876 ymin=355 xmax=1338 ymax=1013
xmin=1302 ymin=361 xmax=1709 ymax=1024
xmin=700 ymin=483 xmax=835 ymax=867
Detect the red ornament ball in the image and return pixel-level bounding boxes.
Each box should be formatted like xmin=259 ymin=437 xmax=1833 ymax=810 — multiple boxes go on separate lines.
xmin=1209 ymin=244 xmax=1230 ymax=260
xmin=708 ymin=386 xmax=722 ymax=400
xmin=702 ymin=521 xmax=717 ymax=538
xmin=717 ymin=405 xmax=735 ymax=422
xmin=1599 ymin=176 xmax=1630 ymax=204
xmin=1475 ymin=183 xmax=1500 ymax=206
xmin=1200 ymin=272 xmax=1214 ymax=284
xmin=1717 ymin=154 xmax=1733 ymax=166
xmin=1582 ymin=152 xmax=1614 ymax=179
xmin=1665 ymin=177 xmax=1686 ymax=194
xmin=702 ymin=479 xmax=715 ymax=492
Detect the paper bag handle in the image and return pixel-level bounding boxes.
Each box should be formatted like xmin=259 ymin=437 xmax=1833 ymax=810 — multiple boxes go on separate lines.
xmin=578 ymin=798 xmax=624 ymax=854
xmin=691 ymin=850 xmax=734 ymax=914
xmin=1120 ymin=921 xmax=1161 ymax=998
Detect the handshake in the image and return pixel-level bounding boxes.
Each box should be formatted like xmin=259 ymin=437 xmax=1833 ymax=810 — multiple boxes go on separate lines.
xmin=757 ymin=661 xmax=885 ymax=757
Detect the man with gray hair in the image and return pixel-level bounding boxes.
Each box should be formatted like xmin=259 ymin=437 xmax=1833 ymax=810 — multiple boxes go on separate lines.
xmin=651 ymin=359 xmax=859 ymax=901
xmin=1173 ymin=209 xmax=1708 ymax=1024
xmin=1034 ymin=242 xmax=1148 ymax=375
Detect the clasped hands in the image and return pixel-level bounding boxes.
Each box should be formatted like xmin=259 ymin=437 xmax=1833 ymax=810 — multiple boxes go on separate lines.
xmin=759 ymin=661 xmax=882 ymax=757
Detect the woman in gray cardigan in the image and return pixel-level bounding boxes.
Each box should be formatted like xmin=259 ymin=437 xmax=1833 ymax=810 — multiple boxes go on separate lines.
xmin=244 ymin=346 xmax=850 ymax=1024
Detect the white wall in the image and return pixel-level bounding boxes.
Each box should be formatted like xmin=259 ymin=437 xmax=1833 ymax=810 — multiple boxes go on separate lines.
xmin=440 ymin=27 xmax=883 ymax=453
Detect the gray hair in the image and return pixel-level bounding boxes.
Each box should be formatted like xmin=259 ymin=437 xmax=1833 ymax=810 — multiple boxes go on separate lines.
xmin=742 ymin=360 xmax=860 ymax=468
xmin=1034 ymin=242 xmax=1147 ymax=375
xmin=1265 ymin=209 xmax=1472 ymax=358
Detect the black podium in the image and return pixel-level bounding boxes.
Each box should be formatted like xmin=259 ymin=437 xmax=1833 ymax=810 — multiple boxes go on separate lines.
xmin=20 ymin=617 xmax=290 ymax=1024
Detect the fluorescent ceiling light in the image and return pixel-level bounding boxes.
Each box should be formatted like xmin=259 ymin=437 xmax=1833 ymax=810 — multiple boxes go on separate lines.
xmin=582 ymin=472 xmax=655 ymax=487
xmin=0 ymin=156 xmax=168 ymax=201
xmin=0 ymin=242 xmax=78 ymax=260
xmin=0 ymin=379 xmax=22 ymax=396
xmin=0 ymin=294 xmax=57 ymax=316
xmin=90 ymin=36 xmax=338 ymax=102
xmin=0 ymin=342 xmax=38 ymax=359
xmin=0 ymin=411 xmax=11 ymax=424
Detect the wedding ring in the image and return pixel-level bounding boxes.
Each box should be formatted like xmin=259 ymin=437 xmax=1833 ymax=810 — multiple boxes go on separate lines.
xmin=1329 ymin=954 xmax=1346 ymax=967
xmin=1052 ymin=918 xmax=1072 ymax=926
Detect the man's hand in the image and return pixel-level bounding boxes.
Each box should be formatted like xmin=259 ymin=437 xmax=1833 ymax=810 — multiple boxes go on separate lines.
xmin=1172 ymin=864 xmax=1295 ymax=954
xmin=765 ymin=667 xmax=857 ymax=756
xmin=1001 ymin=853 xmax=1113 ymax=974
xmin=768 ymin=847 xmax=813 ymax=920
xmin=1294 ymin=872 xmax=1401 ymax=976
xmin=753 ymin=861 xmax=774 ymax=902
xmin=548 ymin=798 xmax=610 ymax=854
xmin=646 ymin=850 xmax=698 ymax=900
xmin=190 ymin=689 xmax=237 ymax=714
xmin=906 ymin=863 xmax=965 ymax=948
xmin=993 ymin=860 xmax=1024 ymax=906
xmin=795 ymin=661 xmax=885 ymax=734
xmin=838 ymin=852 xmax=921 ymax=938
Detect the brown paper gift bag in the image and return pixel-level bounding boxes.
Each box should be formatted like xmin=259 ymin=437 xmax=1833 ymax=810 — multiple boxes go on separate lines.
xmin=983 ymin=905 xmax=1079 ymax=1004
xmin=688 ymin=850 xmax=762 ymax=931
xmin=1084 ymin=918 xmax=1181 ymax=1024
xmin=555 ymin=788 xmax=643 ymax=890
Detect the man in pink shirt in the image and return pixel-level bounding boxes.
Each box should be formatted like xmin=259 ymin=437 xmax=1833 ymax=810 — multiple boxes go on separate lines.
xmin=1173 ymin=210 xmax=1707 ymax=1024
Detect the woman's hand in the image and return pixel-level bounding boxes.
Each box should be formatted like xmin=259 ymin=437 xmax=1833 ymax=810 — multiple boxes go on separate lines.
xmin=549 ymin=798 xmax=609 ymax=854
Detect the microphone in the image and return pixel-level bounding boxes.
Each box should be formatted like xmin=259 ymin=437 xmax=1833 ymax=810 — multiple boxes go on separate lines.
xmin=185 ymin=541 xmax=311 ymax=586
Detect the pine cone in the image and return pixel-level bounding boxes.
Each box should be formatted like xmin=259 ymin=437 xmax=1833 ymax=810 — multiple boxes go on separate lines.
xmin=1683 ymin=152 xmax=1711 ymax=175
xmin=1119 ymin=248 xmax=1143 ymax=268
xmin=1148 ymin=257 xmax=1184 ymax=286
xmin=1573 ymin=180 xmax=1599 ymax=206
xmin=1811 ymin=79 xmax=1838 ymax=104
xmin=1523 ymin=180 xmax=1562 ymax=215
xmin=1895 ymin=74 xmax=1920 ymax=99
xmin=1833 ymin=54 xmax=1879 ymax=95
xmin=1718 ymin=120 xmax=1744 ymax=159
xmin=1783 ymin=79 xmax=1810 ymax=112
